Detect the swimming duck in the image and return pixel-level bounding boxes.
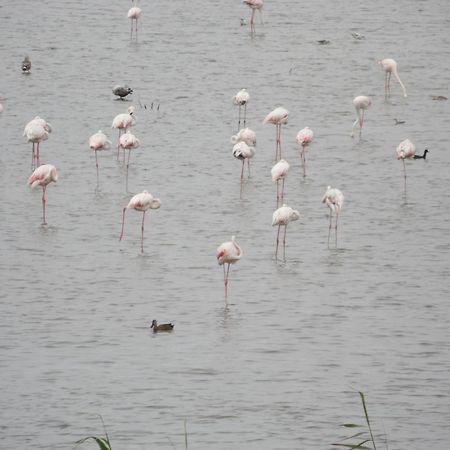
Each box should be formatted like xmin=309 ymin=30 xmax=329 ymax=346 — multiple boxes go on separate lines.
xmin=150 ymin=320 xmax=174 ymax=332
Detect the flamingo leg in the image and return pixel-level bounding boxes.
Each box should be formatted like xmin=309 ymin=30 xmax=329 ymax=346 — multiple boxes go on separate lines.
xmin=119 ymin=207 xmax=127 ymax=241
xmin=31 ymin=143 xmax=35 ymax=170
xmin=95 ymin=150 xmax=99 ymax=187
xmin=140 ymin=210 xmax=146 ymax=253
xmin=335 ymin=213 xmax=339 ymax=248
xmin=327 ymin=211 xmax=332 ymax=248
xmin=300 ymin=147 xmax=306 ymax=177
xmin=117 ymin=129 xmax=122 ymax=160
xmin=36 ymin=142 xmax=40 ymax=167
xmin=238 ymin=104 xmax=242 ymax=131
xmin=384 ymin=71 xmax=388 ymax=98
xmin=387 ymin=72 xmax=392 ymax=96
xmin=282 ymin=224 xmax=287 ymax=261
xmin=247 ymin=158 xmax=251 ymax=178
xmin=41 ymin=185 xmax=47 ymax=225
xmin=224 ymin=263 xmax=231 ymax=298
xmin=130 ymin=19 xmax=133 ymax=39
xmin=250 ymin=9 xmax=255 ymax=33
xmin=281 ymin=178 xmax=285 ymax=204
xmin=243 ymin=103 xmax=247 ymax=128
xmin=126 ymin=149 xmax=132 ymax=192
xmin=276 ymin=179 xmax=280 ymax=205
xmin=402 ymin=158 xmax=407 ymax=192
xmin=275 ymin=224 xmax=281 ymax=259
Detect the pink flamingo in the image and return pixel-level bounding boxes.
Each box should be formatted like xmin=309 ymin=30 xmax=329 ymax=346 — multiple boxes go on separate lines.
xmin=232 ymin=141 xmax=255 ymax=198
xmin=396 ymin=138 xmax=415 ymax=192
xmin=272 ymin=204 xmax=299 ymax=260
xmin=28 ymin=164 xmax=58 ymax=225
xmin=119 ymin=130 xmax=140 ymax=191
xmin=322 ymin=186 xmax=344 ymax=248
xmin=216 ymin=236 xmax=242 ymax=299
xmin=231 ymin=127 xmax=256 ymax=147
xmin=119 ymin=190 xmax=161 ymax=253
xmin=296 ymin=126 xmax=314 ymax=176
xmin=378 ymin=58 xmax=407 ymax=98
xmin=112 ymin=106 xmax=135 ymax=159
xmin=271 ymin=159 xmax=290 ymax=206
xmin=89 ymin=130 xmax=112 ymax=185
xmin=23 ymin=116 xmax=52 ymax=169
xmin=263 ymin=106 xmax=289 ymax=161
xmin=351 ymin=96 xmax=371 ymax=138
xmin=243 ymin=0 xmax=263 ymax=33
xmin=232 ymin=89 xmax=250 ymax=130
xmin=128 ymin=2 xmax=142 ymax=39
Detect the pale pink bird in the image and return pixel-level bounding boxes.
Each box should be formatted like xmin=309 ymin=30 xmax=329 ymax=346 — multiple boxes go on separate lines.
xmin=396 ymin=138 xmax=415 ymax=192
xmin=28 ymin=164 xmax=58 ymax=225
xmin=119 ymin=190 xmax=161 ymax=253
xmin=296 ymin=126 xmax=314 ymax=177
xmin=232 ymin=89 xmax=250 ymax=130
xmin=128 ymin=3 xmax=142 ymax=39
xmin=119 ymin=130 xmax=140 ymax=190
xmin=351 ymin=96 xmax=371 ymax=138
xmin=271 ymin=159 xmax=290 ymax=206
xmin=322 ymin=186 xmax=344 ymax=248
xmin=272 ymin=204 xmax=299 ymax=260
xmin=243 ymin=0 xmax=263 ymax=33
xmin=89 ymin=130 xmax=112 ymax=185
xmin=378 ymin=58 xmax=407 ymax=98
xmin=23 ymin=116 xmax=52 ymax=169
xmin=231 ymin=127 xmax=256 ymax=147
xmin=232 ymin=141 xmax=255 ymax=198
xmin=263 ymin=106 xmax=289 ymax=161
xmin=216 ymin=235 xmax=242 ymax=299
xmin=112 ymin=106 xmax=136 ymax=159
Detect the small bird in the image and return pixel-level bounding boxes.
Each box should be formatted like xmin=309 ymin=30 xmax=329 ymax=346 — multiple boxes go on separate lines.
xmin=271 ymin=159 xmax=290 ymax=206
xmin=150 ymin=320 xmax=174 ymax=332
xmin=321 ymin=186 xmax=344 ymax=248
xmin=396 ymin=139 xmax=415 ymax=192
xmin=112 ymin=106 xmax=136 ymax=159
xmin=231 ymin=127 xmax=256 ymax=147
xmin=240 ymin=18 xmax=247 ymax=26
xmin=89 ymin=130 xmax=112 ymax=185
xmin=28 ymin=164 xmax=58 ymax=225
xmin=351 ymin=96 xmax=371 ymax=138
xmin=272 ymin=204 xmax=299 ymax=261
xmin=128 ymin=2 xmax=142 ymax=39
xmin=394 ymin=118 xmax=405 ymax=125
xmin=232 ymin=88 xmax=250 ymax=131
xmin=351 ymin=31 xmax=365 ymax=40
xmin=377 ymin=58 xmax=407 ymax=98
xmin=243 ymin=0 xmax=263 ymax=33
xmin=119 ymin=130 xmax=140 ymax=190
xmin=23 ymin=116 xmax=52 ymax=169
xmin=431 ymin=95 xmax=447 ymax=101
xmin=317 ymin=39 xmax=330 ymax=45
xmin=296 ymin=126 xmax=314 ymax=177
xmin=263 ymin=107 xmax=289 ymax=161
xmin=113 ymin=85 xmax=133 ymax=100
xmin=22 ymin=56 xmax=31 ymax=73
xmin=413 ymin=149 xmax=429 ymax=159
xmin=119 ymin=190 xmax=161 ymax=253
xmin=216 ymin=236 xmax=242 ymax=299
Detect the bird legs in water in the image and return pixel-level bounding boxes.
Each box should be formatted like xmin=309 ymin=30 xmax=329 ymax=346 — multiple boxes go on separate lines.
xmin=116 ymin=129 xmax=123 ymax=160
xmin=239 ymin=159 xmax=251 ymax=198
xmin=385 ymin=71 xmax=391 ymax=98
xmin=130 ymin=18 xmax=138 ymax=40
xmin=275 ymin=224 xmax=288 ymax=261
xmin=41 ymin=185 xmax=47 ymax=225
xmin=119 ymin=209 xmax=146 ymax=253
xmin=126 ymin=149 xmax=132 ymax=192
xmin=223 ymin=263 xmax=231 ymax=299
xmin=31 ymin=142 xmax=41 ymax=170
xmin=275 ymin=123 xmax=283 ymax=160
xmin=351 ymin=109 xmax=365 ymax=139
xmin=300 ymin=145 xmax=307 ymax=177
xmin=276 ymin=178 xmax=285 ymax=207
xmin=237 ymin=103 xmax=247 ymax=131
xmin=327 ymin=211 xmax=339 ymax=248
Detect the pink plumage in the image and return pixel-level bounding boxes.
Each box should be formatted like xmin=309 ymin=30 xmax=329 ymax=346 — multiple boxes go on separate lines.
xmin=216 ymin=236 xmax=242 ymax=299
xmin=264 ymin=107 xmax=289 ymax=161
xmin=322 ymin=186 xmax=344 ymax=248
xmin=28 ymin=164 xmax=58 ymax=225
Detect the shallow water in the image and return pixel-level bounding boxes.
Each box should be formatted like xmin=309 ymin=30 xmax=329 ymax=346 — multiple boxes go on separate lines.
xmin=1 ymin=1 xmax=450 ymax=449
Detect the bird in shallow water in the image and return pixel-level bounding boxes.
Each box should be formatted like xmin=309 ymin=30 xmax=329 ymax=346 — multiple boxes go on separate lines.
xmin=113 ymin=85 xmax=133 ymax=100
xmin=351 ymin=31 xmax=365 ymax=40
xmin=317 ymin=40 xmax=330 ymax=45
xmin=150 ymin=320 xmax=174 ymax=332
xmin=22 ymin=56 xmax=31 ymax=73
xmin=413 ymin=149 xmax=429 ymax=159
xmin=394 ymin=118 xmax=405 ymax=125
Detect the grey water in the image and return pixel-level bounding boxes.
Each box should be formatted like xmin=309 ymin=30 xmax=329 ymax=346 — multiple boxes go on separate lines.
xmin=1 ymin=1 xmax=450 ymax=449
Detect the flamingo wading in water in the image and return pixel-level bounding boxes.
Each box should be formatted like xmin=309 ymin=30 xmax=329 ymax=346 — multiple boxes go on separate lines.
xmin=23 ymin=116 xmax=52 ymax=170
xmin=271 ymin=159 xmax=290 ymax=206
xmin=243 ymin=0 xmax=263 ymax=33
xmin=378 ymin=58 xmax=407 ymax=98
xmin=296 ymin=126 xmax=314 ymax=177
xmin=231 ymin=127 xmax=256 ymax=147
xmin=264 ymin=107 xmax=289 ymax=161
xmin=128 ymin=2 xmax=142 ymax=39
xmin=322 ymin=186 xmax=344 ymax=248
xmin=272 ymin=204 xmax=299 ymax=261
xmin=396 ymin=138 xmax=415 ymax=193
xmin=119 ymin=190 xmax=161 ymax=253
xmin=119 ymin=130 xmax=140 ymax=191
xmin=112 ymin=106 xmax=136 ymax=159
xmin=89 ymin=130 xmax=112 ymax=186
xmin=232 ymin=141 xmax=255 ymax=198
xmin=216 ymin=236 xmax=242 ymax=299
xmin=351 ymin=96 xmax=371 ymax=138
xmin=232 ymin=89 xmax=250 ymax=131
xmin=28 ymin=164 xmax=58 ymax=225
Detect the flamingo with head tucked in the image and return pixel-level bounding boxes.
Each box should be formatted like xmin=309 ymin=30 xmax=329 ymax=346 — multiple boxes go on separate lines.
xmin=112 ymin=106 xmax=136 ymax=159
xmin=264 ymin=107 xmax=289 ymax=161
xmin=232 ymin=89 xmax=250 ymax=131
xmin=128 ymin=1 xmax=142 ymax=39
xmin=271 ymin=159 xmax=290 ymax=206
xmin=322 ymin=186 xmax=344 ymax=248
xmin=89 ymin=130 xmax=112 ymax=185
xmin=296 ymin=126 xmax=314 ymax=176
xmin=216 ymin=236 xmax=242 ymax=299
xmin=396 ymin=138 xmax=415 ymax=192
xmin=272 ymin=204 xmax=299 ymax=260
xmin=24 ymin=116 xmax=52 ymax=169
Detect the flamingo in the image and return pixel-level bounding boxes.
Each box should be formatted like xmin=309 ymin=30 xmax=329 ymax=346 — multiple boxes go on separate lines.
xmin=263 ymin=107 xmax=289 ymax=161
xmin=322 ymin=186 xmax=344 ymax=248
xmin=378 ymin=58 xmax=407 ymax=98
xmin=296 ymin=126 xmax=314 ymax=176
xmin=28 ymin=164 xmax=58 ymax=225
xmin=272 ymin=204 xmax=299 ymax=260
xmin=128 ymin=2 xmax=142 ymax=39
xmin=231 ymin=127 xmax=256 ymax=147
xmin=89 ymin=130 xmax=112 ymax=185
xmin=396 ymin=138 xmax=415 ymax=192
xmin=119 ymin=190 xmax=161 ymax=253
xmin=23 ymin=116 xmax=52 ymax=169
xmin=22 ymin=56 xmax=31 ymax=73
xmin=119 ymin=130 xmax=140 ymax=190
xmin=232 ymin=141 xmax=255 ymax=198
xmin=243 ymin=0 xmax=263 ymax=33
xmin=232 ymin=89 xmax=250 ymax=130
xmin=216 ymin=236 xmax=242 ymax=299
xmin=112 ymin=106 xmax=135 ymax=159
xmin=271 ymin=159 xmax=290 ymax=206
xmin=351 ymin=96 xmax=371 ymax=138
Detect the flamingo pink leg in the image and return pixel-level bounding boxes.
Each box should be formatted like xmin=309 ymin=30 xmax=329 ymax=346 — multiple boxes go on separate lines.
xmin=243 ymin=103 xmax=247 ymax=127
xmin=328 ymin=212 xmax=333 ymax=248
xmin=41 ymin=185 xmax=47 ymax=225
xmin=126 ymin=149 xmax=132 ymax=192
xmin=95 ymin=150 xmax=99 ymax=186
xmin=275 ymin=224 xmax=281 ymax=259
xmin=250 ymin=9 xmax=255 ymax=33
xmin=335 ymin=213 xmax=339 ymax=248
xmin=282 ymin=224 xmax=287 ymax=260
xmin=140 ymin=210 xmax=146 ymax=253
xmin=119 ymin=208 xmax=127 ymax=241
xmin=117 ymin=129 xmax=122 ymax=160
xmin=36 ymin=142 xmax=40 ymax=167
xmin=281 ymin=178 xmax=285 ymax=204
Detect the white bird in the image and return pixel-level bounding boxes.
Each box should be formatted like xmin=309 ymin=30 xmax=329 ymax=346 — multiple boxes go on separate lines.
xmin=112 ymin=106 xmax=136 ymax=159
xmin=216 ymin=235 xmax=242 ymax=299
xmin=231 ymin=127 xmax=256 ymax=147
xmin=233 ymin=88 xmax=250 ymax=130
xmin=128 ymin=3 xmax=142 ymax=39
xmin=321 ymin=186 xmax=344 ymax=248
xmin=119 ymin=131 xmax=140 ymax=190
xmin=23 ymin=116 xmax=52 ymax=169
xmin=264 ymin=107 xmax=289 ymax=161
xmin=351 ymin=96 xmax=371 ymax=138
xmin=396 ymin=138 xmax=415 ymax=192
xmin=296 ymin=126 xmax=314 ymax=176
xmin=89 ymin=130 xmax=112 ymax=185
xmin=378 ymin=58 xmax=407 ymax=98
xmin=243 ymin=0 xmax=263 ymax=33
xmin=28 ymin=164 xmax=58 ymax=225
xmin=351 ymin=31 xmax=365 ymax=40
xmin=271 ymin=159 xmax=290 ymax=206
xmin=272 ymin=204 xmax=300 ymax=260
xmin=232 ymin=141 xmax=255 ymax=198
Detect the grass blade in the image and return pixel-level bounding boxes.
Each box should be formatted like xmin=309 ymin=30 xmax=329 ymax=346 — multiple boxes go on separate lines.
xmin=76 ymin=436 xmax=111 ymax=450
xmin=359 ymin=392 xmax=377 ymax=450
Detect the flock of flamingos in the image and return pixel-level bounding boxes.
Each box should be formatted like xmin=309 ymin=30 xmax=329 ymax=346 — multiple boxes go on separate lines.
xmin=9 ymin=0 xmax=429 ymax=300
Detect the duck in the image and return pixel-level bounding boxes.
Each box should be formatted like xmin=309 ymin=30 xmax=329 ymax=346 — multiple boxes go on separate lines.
xmin=413 ymin=149 xmax=429 ymax=159
xmin=150 ymin=320 xmax=174 ymax=332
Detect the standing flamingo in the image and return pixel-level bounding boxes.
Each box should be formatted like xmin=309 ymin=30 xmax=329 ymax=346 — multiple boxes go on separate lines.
xmin=322 ymin=186 xmax=344 ymax=248
xmin=232 ymin=89 xmax=250 ymax=131
xmin=350 ymin=96 xmax=371 ymax=138
xmin=119 ymin=130 xmax=140 ymax=190
xmin=271 ymin=159 xmax=290 ymax=206
xmin=119 ymin=190 xmax=161 ymax=253
xmin=232 ymin=141 xmax=255 ymax=198
xmin=264 ymin=107 xmax=289 ymax=161
xmin=231 ymin=127 xmax=256 ymax=147
xmin=272 ymin=204 xmax=299 ymax=260
xmin=23 ymin=116 xmax=52 ymax=169
xmin=296 ymin=126 xmax=314 ymax=176
xmin=396 ymin=138 xmax=415 ymax=192
xmin=89 ymin=130 xmax=112 ymax=185
xmin=112 ymin=106 xmax=135 ymax=159
xmin=28 ymin=164 xmax=58 ymax=225
xmin=243 ymin=0 xmax=263 ymax=33
xmin=216 ymin=236 xmax=242 ymax=299
xmin=128 ymin=2 xmax=142 ymax=39
xmin=378 ymin=58 xmax=407 ymax=98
